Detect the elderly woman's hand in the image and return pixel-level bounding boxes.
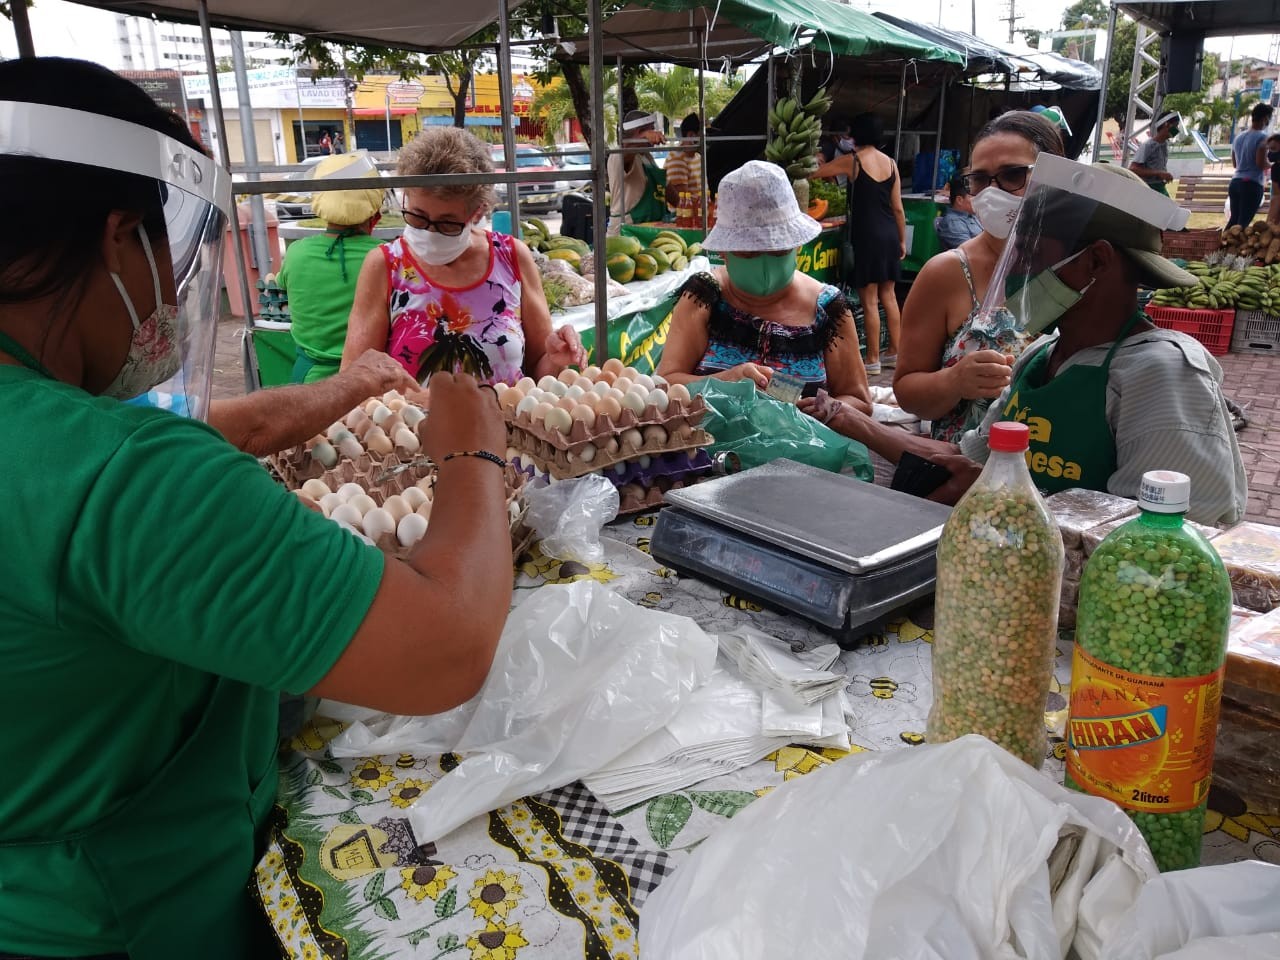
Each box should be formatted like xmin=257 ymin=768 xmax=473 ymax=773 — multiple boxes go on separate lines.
xmin=543 ymin=324 xmax=587 ymax=372
xmin=718 ymin=362 xmax=773 ymax=389
xmin=798 ymin=389 xmax=845 ymax=426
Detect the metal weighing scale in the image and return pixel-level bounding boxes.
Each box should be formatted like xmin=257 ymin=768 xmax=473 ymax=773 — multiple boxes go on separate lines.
xmin=651 ymin=459 xmax=953 ymax=646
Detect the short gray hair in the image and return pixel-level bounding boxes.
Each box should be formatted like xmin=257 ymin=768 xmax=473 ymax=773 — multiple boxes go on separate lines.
xmin=397 ymin=126 xmax=497 ymax=214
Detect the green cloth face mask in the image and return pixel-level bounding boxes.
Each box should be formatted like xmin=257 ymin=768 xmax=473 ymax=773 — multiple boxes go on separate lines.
xmin=725 ymin=251 xmax=797 ymax=297
xmin=1006 ymin=248 xmax=1095 ymax=336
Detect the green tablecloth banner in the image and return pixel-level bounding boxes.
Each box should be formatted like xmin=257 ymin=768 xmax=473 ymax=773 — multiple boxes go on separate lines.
xmin=578 ymin=291 xmax=677 ymax=376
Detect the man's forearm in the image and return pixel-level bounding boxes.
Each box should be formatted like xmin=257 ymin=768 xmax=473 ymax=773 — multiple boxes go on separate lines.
xmin=209 ymin=368 xmax=381 ymax=457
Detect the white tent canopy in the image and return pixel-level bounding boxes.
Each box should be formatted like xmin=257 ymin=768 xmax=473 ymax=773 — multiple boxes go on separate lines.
xmin=63 ymin=0 xmax=528 ymax=52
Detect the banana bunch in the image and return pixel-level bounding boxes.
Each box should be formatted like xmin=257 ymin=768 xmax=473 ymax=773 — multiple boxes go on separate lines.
xmin=1149 ymin=261 xmax=1280 ymax=312
xmin=647 ymin=229 xmax=694 ymax=272
xmin=764 ymin=88 xmax=831 ymax=182
xmin=521 ymin=218 xmax=553 ymax=252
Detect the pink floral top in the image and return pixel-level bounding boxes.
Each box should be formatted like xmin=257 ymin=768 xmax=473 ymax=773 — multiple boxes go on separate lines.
xmin=382 ymin=232 xmax=525 ymax=385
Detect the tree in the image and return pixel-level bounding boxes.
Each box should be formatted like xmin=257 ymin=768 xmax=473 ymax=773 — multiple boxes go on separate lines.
xmin=1060 ymin=0 xmax=1107 ymax=31
xmin=531 ymin=70 xmax=617 ymax=146
xmin=636 ymin=67 xmax=701 ymax=127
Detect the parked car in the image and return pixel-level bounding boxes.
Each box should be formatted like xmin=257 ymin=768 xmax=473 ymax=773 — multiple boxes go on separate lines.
xmin=491 ymin=143 xmax=572 ymax=212
xmin=559 ymin=144 xmax=594 ymax=194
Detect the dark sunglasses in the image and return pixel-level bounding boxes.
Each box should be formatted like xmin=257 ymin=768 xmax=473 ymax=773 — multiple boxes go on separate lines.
xmin=961 ymin=164 xmax=1034 ymax=195
xmin=402 ymin=209 xmax=469 ymax=236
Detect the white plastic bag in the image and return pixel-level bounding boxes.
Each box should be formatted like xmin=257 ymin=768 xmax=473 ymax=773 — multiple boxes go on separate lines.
xmin=328 ymin=582 xmax=716 ymax=841
xmin=640 ymin=736 xmax=1155 ymax=960
xmin=1084 ymin=860 xmax=1280 ymax=960
xmin=524 ymin=474 xmax=619 ymax=562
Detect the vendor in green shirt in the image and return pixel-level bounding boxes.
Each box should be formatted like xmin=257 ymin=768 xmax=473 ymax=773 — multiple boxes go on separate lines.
xmin=280 ymin=152 xmax=387 ymax=383
xmin=0 ymin=58 xmax=514 ymax=960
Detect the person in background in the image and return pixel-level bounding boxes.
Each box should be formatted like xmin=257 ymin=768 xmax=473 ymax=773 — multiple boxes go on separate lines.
xmin=804 ymin=163 xmax=1247 ymax=528
xmin=343 ymin=125 xmax=584 ymax=384
xmin=1129 ymin=111 xmax=1179 ymax=195
xmin=281 ymin=153 xmax=386 ymax=383
xmin=332 ymin=131 xmax=345 ymax=154
xmin=664 ymin=113 xmax=705 ymax=211
xmin=607 ymin=110 xmax=668 ymax=234
xmin=320 ymin=130 xmax=333 ymax=155
xmin=893 ymin=111 xmax=1065 ymax=443
xmin=818 ymin=116 xmax=854 ymax=186
xmin=1267 ymin=133 xmax=1280 ymax=225
xmin=1229 ymin=102 xmax=1274 ymax=228
xmin=1 ymin=57 xmax=514 ymax=958
xmin=934 ymin=175 xmax=983 ymax=251
xmin=657 ymin=160 xmax=873 ymax=413
xmin=810 ymin=112 xmax=906 ymax=375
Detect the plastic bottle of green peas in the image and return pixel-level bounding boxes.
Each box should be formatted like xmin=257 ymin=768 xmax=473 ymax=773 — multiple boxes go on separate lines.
xmin=1065 ymin=470 xmax=1231 ymax=872
xmin=927 ymin=421 xmax=1064 ymax=767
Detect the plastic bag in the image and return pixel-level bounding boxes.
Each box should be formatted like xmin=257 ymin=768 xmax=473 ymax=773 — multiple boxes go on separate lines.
xmin=688 ymin=379 xmax=873 ymax=480
xmin=640 ymin=735 xmax=1155 ymax=960
xmin=1079 ymin=861 xmax=1280 ymax=960
xmin=525 ymin=474 xmax=619 ymax=562
xmin=327 ymin=581 xmax=717 ymax=841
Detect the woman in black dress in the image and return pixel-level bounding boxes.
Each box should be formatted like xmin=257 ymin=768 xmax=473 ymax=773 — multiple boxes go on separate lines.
xmin=811 ymin=113 xmax=906 ymax=375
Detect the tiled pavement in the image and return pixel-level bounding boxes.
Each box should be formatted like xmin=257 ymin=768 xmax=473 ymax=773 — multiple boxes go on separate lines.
xmin=211 ymin=316 xmax=1280 ymax=524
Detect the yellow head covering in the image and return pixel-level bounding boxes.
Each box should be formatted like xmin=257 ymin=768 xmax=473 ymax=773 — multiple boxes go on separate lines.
xmin=310 ymin=152 xmax=385 ymax=226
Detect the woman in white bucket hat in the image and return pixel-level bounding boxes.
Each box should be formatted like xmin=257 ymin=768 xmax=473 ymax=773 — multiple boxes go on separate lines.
xmin=656 ymin=160 xmax=873 ymax=414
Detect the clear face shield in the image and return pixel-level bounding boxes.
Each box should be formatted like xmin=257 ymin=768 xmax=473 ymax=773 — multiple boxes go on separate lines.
xmin=0 ymin=101 xmax=231 ymax=420
xmin=975 ymin=154 xmax=1192 ymax=339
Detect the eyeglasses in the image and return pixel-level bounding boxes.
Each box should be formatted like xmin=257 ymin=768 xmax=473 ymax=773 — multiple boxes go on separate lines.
xmin=961 ymin=165 xmax=1034 ymax=195
xmin=402 ymin=210 xmax=469 ymax=236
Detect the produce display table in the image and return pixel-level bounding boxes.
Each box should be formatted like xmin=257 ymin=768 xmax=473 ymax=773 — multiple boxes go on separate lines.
xmin=253 ymin=521 xmax=1262 ymax=960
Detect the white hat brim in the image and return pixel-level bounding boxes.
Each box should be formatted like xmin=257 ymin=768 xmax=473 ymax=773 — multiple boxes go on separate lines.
xmin=703 ymin=211 xmax=823 ymax=253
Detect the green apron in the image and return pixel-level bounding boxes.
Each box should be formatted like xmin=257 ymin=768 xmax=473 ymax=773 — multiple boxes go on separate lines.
xmin=997 ymin=313 xmax=1142 ymax=496
xmin=291 ymin=345 xmax=341 ymax=384
xmin=1144 ymin=179 xmax=1170 ymax=196
xmin=628 ymin=159 xmax=669 ymax=224
xmin=0 ymin=332 xmax=280 ymax=960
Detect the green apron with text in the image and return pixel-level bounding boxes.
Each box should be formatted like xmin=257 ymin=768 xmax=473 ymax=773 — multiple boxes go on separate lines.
xmin=629 ymin=160 xmax=669 ymax=224
xmin=997 ymin=314 xmax=1141 ymax=496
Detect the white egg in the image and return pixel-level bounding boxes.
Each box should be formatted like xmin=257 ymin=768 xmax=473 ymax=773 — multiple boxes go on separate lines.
xmin=397 ymin=513 xmax=430 ymax=547
xmin=337 ymin=483 xmax=366 ymax=502
xmin=361 ymin=507 xmax=397 ymax=541
xmin=577 ymin=443 xmax=598 ymax=463
xmin=591 ymin=381 xmax=612 ymax=397
xmin=620 ymin=392 xmax=647 ymax=414
xmin=318 ymin=492 xmax=344 ymax=517
xmin=643 ymin=425 xmax=669 ymax=445
xmin=547 ymin=380 xmax=568 ymax=398
xmin=402 ymin=486 xmax=429 ymax=510
xmin=638 ymin=455 xmax=652 ymax=468
xmin=370 ymin=403 xmax=394 ymax=426
xmin=493 ymin=381 xmax=509 ymax=394
xmin=330 ymin=503 xmax=365 ymax=529
xmin=651 ymin=374 xmax=668 ymax=388
xmin=516 ymin=395 xmax=540 ymax=417
xmin=382 ymin=495 xmax=411 ymax=523
xmin=325 ymin=422 xmax=346 ymax=442
xmin=634 ymin=374 xmax=655 ymax=391
xmin=544 ymin=406 xmax=573 ymax=433
xmin=621 ymin=428 xmax=643 ymax=449
xmin=301 ymin=478 xmax=332 ymax=500
xmin=646 ymin=389 xmax=670 ymax=413
xmin=537 ymin=374 xmax=560 ymax=392
xmin=614 ymin=377 xmax=634 ymax=394
xmin=401 ymin=405 xmax=426 ymax=429
xmin=348 ymin=494 xmax=378 ymax=517
xmin=516 ymin=376 xmax=537 ymax=393
xmin=337 ymin=436 xmax=364 ymax=461
xmin=564 ymin=385 xmax=585 ymax=401
xmin=311 ymin=441 xmax=339 ymax=469
xmin=605 ymin=437 xmax=620 ymax=456
xmin=613 ymin=462 xmax=627 ymax=475
xmin=393 ymin=427 xmax=420 ymax=453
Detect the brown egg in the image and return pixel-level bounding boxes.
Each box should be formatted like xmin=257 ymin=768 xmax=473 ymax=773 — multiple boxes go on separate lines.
xmin=583 ymin=365 xmax=602 ymax=379
xmin=597 ymin=370 xmax=617 ymax=386
xmin=667 ymin=382 xmax=692 ymax=404
xmin=557 ymin=395 xmax=578 ymax=411
xmin=532 ymin=401 xmax=554 ymax=424
xmin=499 ymin=387 xmax=524 ymax=412
xmin=345 ymin=407 xmax=371 ymax=432
xmin=570 ymin=404 xmax=597 ymax=427
xmin=602 ymin=357 xmax=625 ymax=375
xmin=557 ymin=367 xmax=579 ymax=385
xmin=597 ymin=396 xmax=623 ymax=421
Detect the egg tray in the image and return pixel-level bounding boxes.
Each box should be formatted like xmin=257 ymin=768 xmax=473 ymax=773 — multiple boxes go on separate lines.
xmin=361 ymin=507 xmax=535 ymax=564
xmin=504 ymin=394 xmax=708 ymax=456
xmin=270 ymin=445 xmax=435 ymax=498
xmin=614 ymin=474 xmax=705 ymax=517
xmin=513 ymin=449 xmax=713 ymax=490
xmin=507 ymin=427 xmax=713 ymax=481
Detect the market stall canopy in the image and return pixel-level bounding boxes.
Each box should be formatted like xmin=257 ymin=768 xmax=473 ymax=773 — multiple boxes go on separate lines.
xmin=575 ymin=0 xmax=964 ymax=66
xmin=61 ymin=0 xmax=528 ymax=52
xmin=1116 ymin=1 xmax=1280 ymax=39
xmin=872 ymin=14 xmax=1101 ymax=89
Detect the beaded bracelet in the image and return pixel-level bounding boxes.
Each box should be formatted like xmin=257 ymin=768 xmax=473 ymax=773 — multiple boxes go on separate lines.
xmin=441 ymin=450 xmax=508 ymax=469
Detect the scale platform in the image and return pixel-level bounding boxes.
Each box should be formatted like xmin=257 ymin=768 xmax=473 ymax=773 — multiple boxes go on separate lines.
xmin=651 ymin=459 xmax=952 ymax=645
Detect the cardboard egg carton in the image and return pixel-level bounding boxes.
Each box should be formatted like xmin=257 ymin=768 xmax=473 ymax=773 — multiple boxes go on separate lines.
xmin=615 ymin=475 xmax=703 ymax=516
xmin=505 ymin=394 xmax=707 ymax=454
xmin=507 ymin=425 xmax=712 ymax=481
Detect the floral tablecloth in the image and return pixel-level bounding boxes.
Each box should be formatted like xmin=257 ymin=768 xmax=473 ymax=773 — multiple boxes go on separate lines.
xmin=257 ymin=517 xmax=1280 ymax=960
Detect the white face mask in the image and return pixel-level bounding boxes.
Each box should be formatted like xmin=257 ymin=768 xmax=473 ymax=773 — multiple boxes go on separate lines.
xmin=103 ymin=224 xmax=182 ymax=400
xmin=403 ymin=222 xmax=475 ymax=266
xmin=971 ymin=187 xmax=1023 ymax=240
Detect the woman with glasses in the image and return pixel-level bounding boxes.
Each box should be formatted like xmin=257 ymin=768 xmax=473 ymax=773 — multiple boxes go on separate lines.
xmin=342 ymin=127 xmax=585 ymax=385
xmin=891 ymin=111 xmax=1065 ymax=442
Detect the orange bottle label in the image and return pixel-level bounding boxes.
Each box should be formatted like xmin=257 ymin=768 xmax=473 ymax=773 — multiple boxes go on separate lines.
xmin=1065 ymin=646 xmax=1223 ymax=813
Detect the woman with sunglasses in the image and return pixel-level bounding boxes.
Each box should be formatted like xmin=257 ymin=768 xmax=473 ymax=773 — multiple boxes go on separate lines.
xmin=342 ymin=127 xmax=585 ymax=385
xmin=892 ymin=112 xmax=1064 ymax=441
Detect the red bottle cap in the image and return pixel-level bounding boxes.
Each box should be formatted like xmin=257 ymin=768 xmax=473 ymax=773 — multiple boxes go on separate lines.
xmin=988 ymin=421 xmax=1030 ymax=453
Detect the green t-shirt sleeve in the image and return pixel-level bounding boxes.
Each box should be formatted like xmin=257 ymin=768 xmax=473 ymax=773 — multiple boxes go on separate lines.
xmin=276 ymin=246 xmax=292 ymax=290
xmin=64 ymin=416 xmax=384 ymax=693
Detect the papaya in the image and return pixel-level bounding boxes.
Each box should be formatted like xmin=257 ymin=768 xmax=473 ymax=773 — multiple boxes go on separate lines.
xmin=547 ymin=249 xmax=583 ymax=273
xmin=547 ymin=236 xmax=590 ymax=257
xmin=644 ymin=247 xmax=672 ymax=273
xmin=605 ymin=235 xmax=643 ymax=257
xmin=807 ymin=199 xmax=828 ymax=220
xmin=606 ymin=253 xmax=636 ymax=283
xmin=633 ymin=253 xmax=658 ymax=281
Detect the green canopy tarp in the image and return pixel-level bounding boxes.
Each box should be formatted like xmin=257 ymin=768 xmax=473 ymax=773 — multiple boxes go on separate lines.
xmin=652 ymin=0 xmax=961 ymax=62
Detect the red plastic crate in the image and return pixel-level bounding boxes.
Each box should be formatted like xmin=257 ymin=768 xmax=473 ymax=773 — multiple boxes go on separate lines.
xmin=1159 ymin=228 xmax=1222 ymax=262
xmin=1146 ymin=306 xmax=1235 ymax=356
